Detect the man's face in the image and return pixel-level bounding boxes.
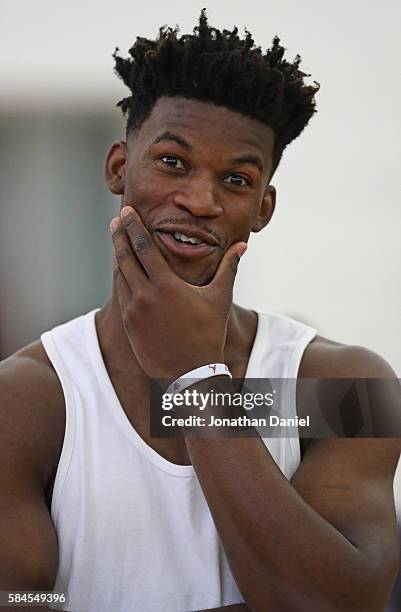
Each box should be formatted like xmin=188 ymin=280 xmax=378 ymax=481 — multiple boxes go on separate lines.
xmin=106 ymin=96 xmax=276 ymax=286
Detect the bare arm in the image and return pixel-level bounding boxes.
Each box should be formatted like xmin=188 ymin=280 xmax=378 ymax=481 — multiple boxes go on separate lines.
xmin=0 ymin=348 xmax=65 ymax=609
xmin=184 ymin=349 xmax=401 ymax=611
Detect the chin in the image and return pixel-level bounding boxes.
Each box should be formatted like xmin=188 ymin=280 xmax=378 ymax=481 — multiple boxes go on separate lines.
xmin=175 ymin=271 xmax=213 ymax=287
xmin=169 ymin=262 xmax=215 ymax=286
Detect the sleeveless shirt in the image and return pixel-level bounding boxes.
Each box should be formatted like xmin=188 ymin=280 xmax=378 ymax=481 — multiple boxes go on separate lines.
xmin=40 ymin=308 xmax=317 ymax=612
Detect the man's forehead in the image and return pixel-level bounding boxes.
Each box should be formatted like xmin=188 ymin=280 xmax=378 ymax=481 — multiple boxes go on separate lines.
xmin=139 ymin=96 xmax=275 ymax=159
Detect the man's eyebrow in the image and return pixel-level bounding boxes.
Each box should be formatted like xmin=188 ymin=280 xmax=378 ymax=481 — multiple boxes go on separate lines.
xmin=227 ymin=154 xmax=264 ymax=174
xmin=151 ymin=133 xmax=264 ymax=173
xmin=151 ymin=131 xmax=193 ymax=151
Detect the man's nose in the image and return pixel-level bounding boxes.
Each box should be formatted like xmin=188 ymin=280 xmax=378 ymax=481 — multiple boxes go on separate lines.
xmin=172 ymin=176 xmax=223 ymax=217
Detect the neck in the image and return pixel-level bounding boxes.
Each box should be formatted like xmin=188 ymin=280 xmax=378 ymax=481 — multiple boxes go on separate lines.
xmin=95 ymin=284 xmax=256 ymax=381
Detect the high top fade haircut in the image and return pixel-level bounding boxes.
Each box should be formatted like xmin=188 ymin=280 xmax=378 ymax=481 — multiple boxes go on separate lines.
xmin=113 ymin=8 xmax=319 ymax=174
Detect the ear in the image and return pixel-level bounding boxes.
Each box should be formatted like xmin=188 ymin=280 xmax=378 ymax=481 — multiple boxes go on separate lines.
xmin=104 ymin=141 xmax=128 ymax=195
xmin=251 ymin=185 xmax=276 ymax=233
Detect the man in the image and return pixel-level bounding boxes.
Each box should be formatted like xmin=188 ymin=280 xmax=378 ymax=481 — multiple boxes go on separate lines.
xmin=0 ymin=10 xmax=400 ymax=612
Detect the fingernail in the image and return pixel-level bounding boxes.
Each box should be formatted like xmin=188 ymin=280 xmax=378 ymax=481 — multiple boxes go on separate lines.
xmin=238 ymin=243 xmax=248 ymax=258
xmin=110 ymin=218 xmax=119 ymax=232
xmin=121 ymin=206 xmax=134 ymax=217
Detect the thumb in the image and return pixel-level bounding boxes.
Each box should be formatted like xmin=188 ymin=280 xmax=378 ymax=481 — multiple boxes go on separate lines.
xmin=211 ymin=241 xmax=248 ymax=290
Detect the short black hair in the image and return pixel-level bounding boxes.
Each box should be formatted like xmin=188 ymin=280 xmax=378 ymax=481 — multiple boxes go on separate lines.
xmin=113 ymin=8 xmax=319 ymax=173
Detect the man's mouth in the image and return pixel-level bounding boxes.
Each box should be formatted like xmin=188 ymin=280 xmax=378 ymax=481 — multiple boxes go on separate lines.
xmin=154 ymin=229 xmax=217 ymax=260
xmin=171 ymin=231 xmax=204 ymax=246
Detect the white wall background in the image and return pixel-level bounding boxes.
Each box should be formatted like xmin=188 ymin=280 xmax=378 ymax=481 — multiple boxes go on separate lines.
xmin=0 ymin=1 xmax=400 ymax=607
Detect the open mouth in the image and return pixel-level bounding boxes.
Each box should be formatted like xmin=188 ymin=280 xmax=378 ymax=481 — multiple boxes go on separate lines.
xmin=154 ymin=230 xmax=216 ymax=259
xmin=170 ymin=231 xmax=205 ymax=247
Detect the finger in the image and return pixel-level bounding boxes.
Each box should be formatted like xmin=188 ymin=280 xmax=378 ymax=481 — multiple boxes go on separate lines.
xmin=110 ymin=216 xmax=148 ymax=287
xmin=120 ymin=206 xmax=170 ymax=282
xmin=208 ymin=241 xmax=247 ymax=292
xmin=112 ymin=251 xmax=131 ymax=305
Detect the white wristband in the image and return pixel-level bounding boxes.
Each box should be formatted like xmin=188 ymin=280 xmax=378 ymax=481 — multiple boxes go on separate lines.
xmin=166 ymin=363 xmax=232 ymax=395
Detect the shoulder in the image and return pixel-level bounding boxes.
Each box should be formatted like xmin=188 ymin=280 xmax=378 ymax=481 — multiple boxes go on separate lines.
xmin=0 ymin=340 xmax=65 ymax=498
xmin=0 ymin=338 xmax=65 ymax=412
xmin=299 ymin=334 xmax=397 ymax=379
xmin=297 ymin=334 xmax=401 ymax=454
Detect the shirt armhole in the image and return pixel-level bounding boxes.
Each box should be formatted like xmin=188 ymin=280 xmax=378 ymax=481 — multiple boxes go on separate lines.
xmin=40 ymin=331 xmax=77 ymax=525
xmin=284 ymin=326 xmax=317 ymax=476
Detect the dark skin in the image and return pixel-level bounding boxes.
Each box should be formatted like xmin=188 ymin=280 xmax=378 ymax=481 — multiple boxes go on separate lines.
xmin=0 ymin=96 xmax=400 ymax=611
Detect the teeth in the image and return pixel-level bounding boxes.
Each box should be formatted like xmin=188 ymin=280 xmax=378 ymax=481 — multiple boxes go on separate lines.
xmin=173 ymin=232 xmax=203 ymax=245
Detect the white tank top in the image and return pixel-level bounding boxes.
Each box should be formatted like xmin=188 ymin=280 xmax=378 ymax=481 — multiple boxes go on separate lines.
xmin=40 ymin=308 xmax=316 ymax=612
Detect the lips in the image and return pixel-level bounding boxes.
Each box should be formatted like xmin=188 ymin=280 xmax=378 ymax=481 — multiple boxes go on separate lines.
xmin=154 ymin=224 xmax=218 ymax=246
xmin=154 ymin=230 xmax=217 ymax=260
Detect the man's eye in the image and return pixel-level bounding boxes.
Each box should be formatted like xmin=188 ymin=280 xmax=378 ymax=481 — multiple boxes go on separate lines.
xmin=224 ymin=175 xmax=248 ymax=187
xmin=160 ymin=155 xmax=185 ymax=169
